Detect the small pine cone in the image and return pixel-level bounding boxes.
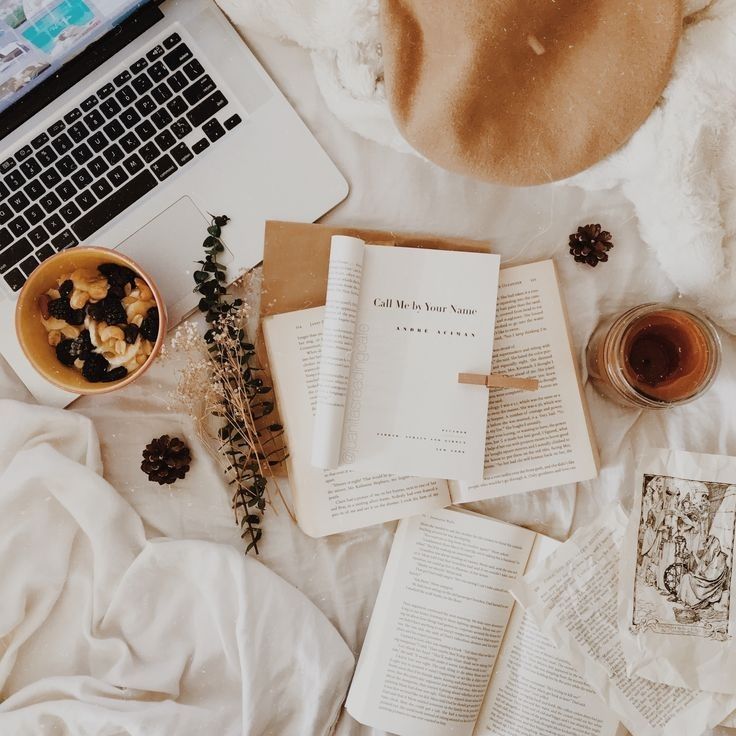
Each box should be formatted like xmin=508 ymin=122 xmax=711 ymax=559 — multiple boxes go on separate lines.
xmin=568 ymin=224 xmax=613 ymax=267
xmin=141 ymin=434 xmax=192 ymax=485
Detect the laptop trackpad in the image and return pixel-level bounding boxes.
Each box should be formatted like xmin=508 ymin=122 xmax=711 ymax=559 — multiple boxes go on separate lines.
xmin=119 ymin=197 xmax=233 ymax=324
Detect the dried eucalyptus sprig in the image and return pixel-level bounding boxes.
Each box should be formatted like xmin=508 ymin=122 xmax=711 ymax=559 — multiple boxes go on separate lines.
xmin=190 ymin=214 xmax=288 ymax=553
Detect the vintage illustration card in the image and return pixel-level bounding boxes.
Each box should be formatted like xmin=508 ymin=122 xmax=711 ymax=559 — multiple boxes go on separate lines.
xmin=619 ymin=448 xmax=736 ymax=694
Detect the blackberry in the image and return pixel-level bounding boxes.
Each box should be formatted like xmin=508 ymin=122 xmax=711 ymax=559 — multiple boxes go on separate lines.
xmin=81 ymin=353 xmax=109 ymax=382
xmin=101 ymin=366 xmax=128 ymax=383
xmin=59 ymin=280 xmax=73 ymax=298
xmin=124 ymin=323 xmax=139 ymax=344
xmin=70 ymin=330 xmax=93 ymax=360
xmin=140 ymin=306 xmax=159 ymax=342
xmin=86 ymin=300 xmax=105 ymax=322
xmin=108 ymin=283 xmax=126 ymax=299
xmin=98 ymin=263 xmax=137 ymax=288
xmin=67 ymin=308 xmax=86 ymax=326
xmin=55 ymin=339 xmax=76 ymax=367
xmin=48 ymin=298 xmax=72 ymax=321
xmin=87 ymin=295 xmax=126 ymax=325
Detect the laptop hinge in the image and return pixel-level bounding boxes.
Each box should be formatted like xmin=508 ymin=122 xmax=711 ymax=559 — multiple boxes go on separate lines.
xmin=0 ymin=2 xmax=165 ymax=141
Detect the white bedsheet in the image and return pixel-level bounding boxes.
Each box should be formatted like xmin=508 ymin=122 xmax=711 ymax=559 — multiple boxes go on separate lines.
xmin=1 ymin=29 xmax=735 ymax=736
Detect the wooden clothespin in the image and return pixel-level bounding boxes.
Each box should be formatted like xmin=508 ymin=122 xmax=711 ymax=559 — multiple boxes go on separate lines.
xmin=458 ymin=372 xmax=539 ymax=392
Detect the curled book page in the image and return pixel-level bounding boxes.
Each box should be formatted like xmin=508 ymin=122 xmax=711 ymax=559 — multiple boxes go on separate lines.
xmin=512 ymin=507 xmax=736 ymax=736
xmin=620 ymin=448 xmax=736 ymax=693
xmin=311 ymin=236 xmax=366 ymax=469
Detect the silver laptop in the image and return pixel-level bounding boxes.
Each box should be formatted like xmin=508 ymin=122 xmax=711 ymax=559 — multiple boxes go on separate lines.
xmin=0 ymin=0 xmax=348 ymax=406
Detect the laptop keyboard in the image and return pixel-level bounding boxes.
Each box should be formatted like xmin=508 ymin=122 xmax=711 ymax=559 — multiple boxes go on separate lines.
xmin=0 ymin=31 xmax=242 ymax=293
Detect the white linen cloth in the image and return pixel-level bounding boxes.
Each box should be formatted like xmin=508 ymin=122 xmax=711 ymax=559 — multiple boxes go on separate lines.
xmin=1 ymin=23 xmax=736 ymax=736
xmin=214 ymin=0 xmax=736 ymax=334
xmin=0 ymin=399 xmax=354 ymax=735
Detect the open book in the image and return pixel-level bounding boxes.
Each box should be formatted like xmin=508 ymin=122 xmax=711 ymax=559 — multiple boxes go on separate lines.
xmin=311 ymin=236 xmax=501 ymax=481
xmin=262 ymin=259 xmax=597 ymax=538
xmin=345 ymin=507 xmax=623 ymax=736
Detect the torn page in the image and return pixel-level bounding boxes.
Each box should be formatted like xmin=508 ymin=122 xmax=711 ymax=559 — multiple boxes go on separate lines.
xmin=513 ymin=506 xmax=736 ymax=736
xmin=620 ymin=448 xmax=736 ymax=693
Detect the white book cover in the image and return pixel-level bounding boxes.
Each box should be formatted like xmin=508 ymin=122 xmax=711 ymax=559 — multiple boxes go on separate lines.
xmin=311 ymin=236 xmax=500 ymax=481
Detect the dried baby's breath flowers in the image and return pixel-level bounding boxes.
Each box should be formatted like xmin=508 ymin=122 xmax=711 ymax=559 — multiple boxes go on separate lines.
xmin=168 ymin=215 xmax=289 ymax=554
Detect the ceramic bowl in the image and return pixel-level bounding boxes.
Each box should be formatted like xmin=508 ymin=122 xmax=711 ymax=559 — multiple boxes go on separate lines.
xmin=15 ymin=247 xmax=167 ymax=394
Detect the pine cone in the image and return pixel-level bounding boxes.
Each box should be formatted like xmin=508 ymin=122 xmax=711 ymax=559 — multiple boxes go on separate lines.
xmin=568 ymin=224 xmax=613 ymax=267
xmin=141 ymin=435 xmax=191 ymax=485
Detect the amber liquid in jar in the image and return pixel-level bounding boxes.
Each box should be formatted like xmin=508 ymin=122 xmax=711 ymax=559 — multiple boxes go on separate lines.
xmin=587 ymin=304 xmax=721 ymax=409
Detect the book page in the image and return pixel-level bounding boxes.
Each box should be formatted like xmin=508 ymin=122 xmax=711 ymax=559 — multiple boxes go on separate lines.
xmin=332 ymin=244 xmax=501 ymax=481
xmin=474 ymin=535 xmax=620 ymax=736
xmin=312 ymin=235 xmax=366 ymax=469
xmin=346 ymin=507 xmax=535 ymax=736
xmin=620 ymin=448 xmax=736 ymax=693
xmin=263 ymin=307 xmax=450 ymax=538
xmin=513 ymin=506 xmax=736 ymax=736
xmin=453 ymin=260 xmax=597 ymax=502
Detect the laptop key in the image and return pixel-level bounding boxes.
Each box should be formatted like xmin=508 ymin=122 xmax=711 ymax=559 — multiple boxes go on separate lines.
xmin=68 ymin=122 xmax=89 ymax=142
xmin=132 ymin=73 xmax=153 ymax=95
xmin=8 ymin=215 xmax=28 ymax=237
xmin=60 ymin=203 xmax=81 ymax=223
xmin=91 ymin=178 xmax=113 ymax=199
xmin=224 ymin=114 xmax=242 ymax=130
xmin=0 ymin=158 xmax=14 ymax=173
xmin=135 ymin=119 xmax=156 ymax=141
xmin=20 ymin=158 xmax=41 ymax=179
xmin=187 ymin=92 xmax=227 ymax=127
xmin=163 ymin=44 xmax=193 ymax=70
xmin=83 ymin=109 xmax=105 ymax=131
xmin=103 ymin=144 xmax=124 ymax=165
xmin=64 ymin=109 xmax=82 ymax=124
xmin=5 ymin=170 xmax=25 ymax=191
xmin=163 ymin=32 xmax=181 ymax=49
xmin=47 ymin=120 xmax=65 ymax=136
xmin=0 ymin=203 xmax=11 ymax=223
xmin=131 ymin=57 xmax=147 ymax=74
xmin=151 ymin=109 xmax=172 ymax=130
xmin=183 ymin=59 xmax=204 ymax=81
xmin=135 ymin=94 xmax=156 ymax=116
xmin=72 ymin=170 xmax=157 ymax=240
xmin=183 ymin=76 xmax=215 ymax=105
xmin=56 ymin=156 xmax=77 ymax=176
xmin=147 ymin=45 xmax=164 ymax=61
xmin=108 ymin=166 xmax=128 ymax=187
xmin=0 ymin=238 xmax=31 ymax=272
xmin=151 ymin=83 xmax=172 ymax=104
xmin=9 ymin=192 xmax=29 ymax=212
xmin=151 ymin=154 xmax=176 ymax=181
xmin=192 ymin=138 xmax=209 ymax=154
xmin=52 ymin=230 xmax=78 ymax=251
xmin=115 ymin=85 xmax=136 ymax=107
xmin=167 ymin=95 xmax=187 ymax=117
xmin=40 ymin=169 xmax=61 ymax=188
xmin=171 ymin=118 xmax=192 ymax=139
xmin=154 ymin=130 xmax=175 ymax=151
xmin=16 ymin=145 xmax=32 ymax=161
xmin=56 ymin=181 xmax=77 ymax=201
xmin=37 ymin=244 xmax=54 ymax=261
xmin=0 ymin=181 xmax=8 ymax=199
xmin=121 ymin=109 xmax=141 ymax=128
xmin=20 ymin=255 xmax=39 ymax=277
xmin=88 ymin=157 xmax=109 ymax=177
xmin=88 ymin=132 xmax=108 ymax=152
xmin=148 ymin=61 xmax=168 ymax=82
xmin=71 ymin=144 xmax=93 ymax=165
xmin=170 ymin=142 xmax=193 ymax=167
xmin=113 ymin=70 xmax=132 ymax=87
xmin=52 ymin=134 xmax=73 ymax=154
xmin=80 ymin=95 xmax=97 ymax=112
xmin=28 ymin=225 xmax=49 ymax=247
xmin=37 ymin=146 xmax=57 ymax=167
xmin=24 ymin=179 xmax=44 ymax=200
xmin=103 ymin=120 xmax=125 ymax=141
xmin=100 ymin=98 xmax=122 ymax=118
xmin=203 ymin=119 xmax=225 ymax=143
xmin=44 ymin=213 xmax=64 ymax=235
xmin=25 ymin=204 xmax=44 ymax=225
xmin=31 ymin=132 xmax=49 ymax=148
xmin=97 ymin=83 xmax=114 ymax=99
xmin=40 ymin=192 xmax=61 ymax=213
xmin=120 ymin=132 xmax=140 ymax=153
xmin=139 ymin=142 xmax=159 ymax=163
xmin=71 ymin=169 xmax=93 ymax=189
xmin=123 ymin=154 xmax=143 ymax=175
xmin=75 ymin=190 xmax=96 ymax=211
xmin=168 ymin=71 xmax=187 ymax=93
xmin=0 ymin=228 xmax=10 ymax=249
xmin=3 ymin=268 xmax=24 ymax=291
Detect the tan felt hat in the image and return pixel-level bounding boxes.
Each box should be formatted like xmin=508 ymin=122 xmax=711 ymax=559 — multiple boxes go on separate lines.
xmin=381 ymin=0 xmax=682 ymax=186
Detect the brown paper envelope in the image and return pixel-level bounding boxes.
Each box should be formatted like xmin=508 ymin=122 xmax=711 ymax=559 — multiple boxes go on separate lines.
xmin=257 ymin=219 xmax=491 ymax=475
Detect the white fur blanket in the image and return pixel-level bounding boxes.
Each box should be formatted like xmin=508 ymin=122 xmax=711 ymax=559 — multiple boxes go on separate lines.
xmin=0 ymin=400 xmax=354 ymax=735
xmin=216 ymin=0 xmax=736 ymax=333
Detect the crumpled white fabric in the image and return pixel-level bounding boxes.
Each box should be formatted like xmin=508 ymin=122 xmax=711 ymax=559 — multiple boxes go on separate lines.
xmin=0 ymin=399 xmax=354 ymax=735
xmin=215 ymin=0 xmax=736 ymax=333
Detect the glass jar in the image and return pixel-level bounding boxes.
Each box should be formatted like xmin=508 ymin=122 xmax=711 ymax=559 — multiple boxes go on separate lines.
xmin=586 ymin=303 xmax=721 ymax=409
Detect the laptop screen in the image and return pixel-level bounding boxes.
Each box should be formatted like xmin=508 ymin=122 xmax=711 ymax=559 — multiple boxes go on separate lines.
xmin=0 ymin=0 xmax=146 ymax=115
